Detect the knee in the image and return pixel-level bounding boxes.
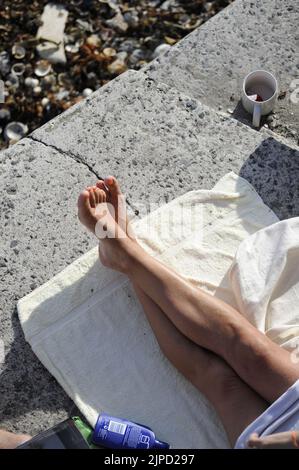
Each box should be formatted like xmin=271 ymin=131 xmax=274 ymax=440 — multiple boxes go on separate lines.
xmin=228 ymin=325 xmax=273 ymax=383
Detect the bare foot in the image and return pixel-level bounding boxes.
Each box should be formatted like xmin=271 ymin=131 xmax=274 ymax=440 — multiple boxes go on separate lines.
xmin=0 ymin=429 xmax=31 ymax=449
xmin=78 ymin=176 xmax=138 ymax=272
xmin=77 ymin=184 xmax=107 ymax=234
xmin=78 ymin=176 xmax=134 ymax=238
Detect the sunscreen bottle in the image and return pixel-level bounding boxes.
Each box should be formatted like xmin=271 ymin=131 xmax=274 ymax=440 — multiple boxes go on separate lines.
xmin=92 ymin=413 xmax=169 ymax=449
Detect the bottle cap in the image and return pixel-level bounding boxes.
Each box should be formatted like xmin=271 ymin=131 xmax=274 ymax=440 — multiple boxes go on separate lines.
xmin=153 ymin=439 xmax=170 ymax=449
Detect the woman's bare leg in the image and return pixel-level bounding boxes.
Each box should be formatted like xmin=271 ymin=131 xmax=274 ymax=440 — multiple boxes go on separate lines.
xmin=125 ymin=245 xmax=299 ymax=403
xmin=0 ymin=429 xmax=31 ymax=449
xmin=133 ymin=283 xmax=268 ymax=446
xmin=77 ymin=177 xmax=299 ymax=404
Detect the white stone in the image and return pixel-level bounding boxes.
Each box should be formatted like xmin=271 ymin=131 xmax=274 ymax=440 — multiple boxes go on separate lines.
xmin=4 ymin=121 xmax=28 ymax=141
xmin=82 ymin=88 xmax=93 ymax=98
xmin=41 ymin=97 xmax=50 ymax=107
xmin=153 ymin=43 xmax=171 ymax=58
xmin=35 ymin=60 xmax=52 ymax=77
xmin=25 ymin=77 xmax=39 ymax=87
xmin=36 ymin=4 xmax=68 ymax=64
xmin=33 ymin=86 xmax=42 ymax=96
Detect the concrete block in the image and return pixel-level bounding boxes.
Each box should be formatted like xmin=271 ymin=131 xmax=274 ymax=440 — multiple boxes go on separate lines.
xmin=144 ymin=0 xmax=299 ymax=142
xmin=31 ymin=71 xmax=299 ymax=219
xmin=0 ymin=138 xmax=97 ymax=434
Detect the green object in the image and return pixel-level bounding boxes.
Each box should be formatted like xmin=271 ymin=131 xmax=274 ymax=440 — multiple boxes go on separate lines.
xmin=72 ymin=416 xmax=98 ymax=449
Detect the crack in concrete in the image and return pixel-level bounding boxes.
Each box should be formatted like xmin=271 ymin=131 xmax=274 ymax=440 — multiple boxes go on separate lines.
xmin=28 ymin=135 xmax=140 ymax=216
xmin=28 ymin=134 xmax=103 ymax=180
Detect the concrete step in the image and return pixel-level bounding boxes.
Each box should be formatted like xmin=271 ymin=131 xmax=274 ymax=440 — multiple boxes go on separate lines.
xmin=31 ymin=70 xmax=299 ymax=220
xmin=144 ymin=0 xmax=299 ymax=144
xmin=0 ymin=137 xmax=100 ymax=434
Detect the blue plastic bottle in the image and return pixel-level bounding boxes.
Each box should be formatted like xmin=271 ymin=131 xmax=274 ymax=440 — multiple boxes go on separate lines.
xmin=92 ymin=413 xmax=170 ymax=449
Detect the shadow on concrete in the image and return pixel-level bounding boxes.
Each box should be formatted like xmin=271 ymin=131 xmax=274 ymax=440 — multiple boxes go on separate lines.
xmin=0 ymin=305 xmax=81 ymax=434
xmin=231 ymin=99 xmax=269 ymax=131
xmin=238 ymin=137 xmax=299 ymax=220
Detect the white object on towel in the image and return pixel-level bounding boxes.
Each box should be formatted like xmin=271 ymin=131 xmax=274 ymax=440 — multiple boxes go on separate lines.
xmin=19 ymin=172 xmax=286 ymax=449
xmin=235 ymin=379 xmax=299 ymax=448
xmin=230 ymin=216 xmax=299 ymax=350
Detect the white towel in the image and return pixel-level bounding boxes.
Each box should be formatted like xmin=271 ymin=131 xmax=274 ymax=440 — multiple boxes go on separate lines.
xmin=230 ymin=216 xmax=299 ymax=351
xmin=19 ymin=172 xmax=294 ymax=449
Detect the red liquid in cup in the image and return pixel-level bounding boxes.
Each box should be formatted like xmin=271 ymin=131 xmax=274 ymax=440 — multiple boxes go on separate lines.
xmin=248 ymin=94 xmax=263 ymax=102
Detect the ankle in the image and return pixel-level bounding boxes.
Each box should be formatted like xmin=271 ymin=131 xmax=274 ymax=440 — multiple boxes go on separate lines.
xmin=118 ymin=238 xmax=141 ymax=274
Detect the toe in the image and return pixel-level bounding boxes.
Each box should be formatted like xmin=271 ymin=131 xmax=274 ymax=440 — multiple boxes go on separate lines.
xmin=104 ymin=176 xmax=121 ymax=196
xmin=100 ymin=189 xmax=107 ymax=203
xmin=78 ymin=189 xmax=90 ymax=209
xmin=89 ymin=187 xmax=96 ymax=208
xmin=93 ymin=187 xmax=100 ymax=204
xmin=97 ymin=180 xmax=108 ymax=194
xmin=95 ymin=187 xmax=106 ymax=203
xmin=77 ymin=190 xmax=92 ymax=221
xmin=92 ymin=187 xmax=100 ymax=205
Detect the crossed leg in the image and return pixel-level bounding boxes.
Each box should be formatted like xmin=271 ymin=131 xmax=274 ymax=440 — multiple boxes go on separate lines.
xmin=124 ymin=243 xmax=299 ymax=404
xmin=132 ymin=282 xmax=267 ymax=446
xmin=78 ymin=177 xmax=299 ymax=447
